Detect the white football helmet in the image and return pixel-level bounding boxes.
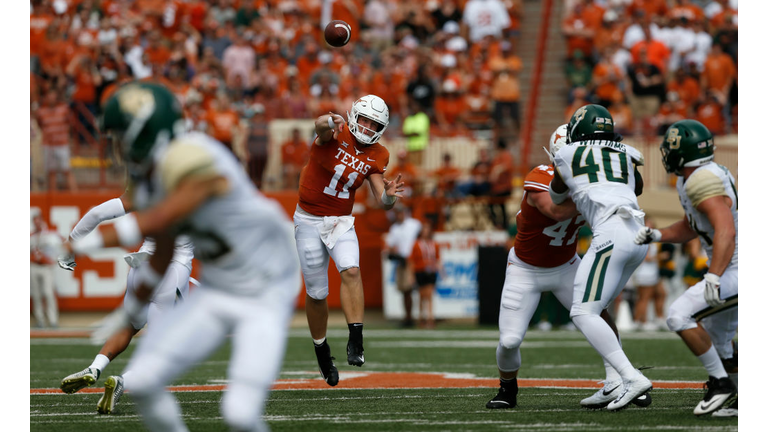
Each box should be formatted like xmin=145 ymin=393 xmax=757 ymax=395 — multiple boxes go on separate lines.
xmin=544 ymin=124 xmax=568 ymax=162
xmin=347 ymin=95 xmax=389 ymax=145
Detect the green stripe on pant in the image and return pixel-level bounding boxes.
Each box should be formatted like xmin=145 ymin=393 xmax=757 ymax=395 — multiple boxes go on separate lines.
xmin=582 ymin=245 xmax=614 ymax=303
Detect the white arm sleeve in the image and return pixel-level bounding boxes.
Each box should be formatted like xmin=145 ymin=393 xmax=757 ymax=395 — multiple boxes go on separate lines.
xmin=69 ymin=198 xmax=126 ymax=240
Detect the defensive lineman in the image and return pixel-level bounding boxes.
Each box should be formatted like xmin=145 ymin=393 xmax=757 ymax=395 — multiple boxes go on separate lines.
xmin=58 ymin=192 xmax=194 ymax=415
xmin=635 ymin=119 xmax=737 ymax=416
xmin=295 ymin=95 xmax=403 ymax=386
xmin=486 ymin=125 xmax=648 ymax=410
xmin=68 ymin=82 xmax=301 ymax=431
xmin=550 ymin=105 xmax=652 ymax=410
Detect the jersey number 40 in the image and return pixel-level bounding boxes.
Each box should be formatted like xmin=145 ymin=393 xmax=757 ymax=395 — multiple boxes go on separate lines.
xmin=572 ymin=147 xmax=628 ymax=184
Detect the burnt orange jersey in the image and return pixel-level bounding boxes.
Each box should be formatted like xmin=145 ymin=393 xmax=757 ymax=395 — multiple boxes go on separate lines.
xmin=514 ymin=164 xmax=585 ymax=268
xmin=298 ymin=127 xmax=390 ymax=216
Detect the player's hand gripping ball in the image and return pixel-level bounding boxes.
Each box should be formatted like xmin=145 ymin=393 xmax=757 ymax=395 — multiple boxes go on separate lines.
xmin=324 ymin=20 xmax=352 ymax=47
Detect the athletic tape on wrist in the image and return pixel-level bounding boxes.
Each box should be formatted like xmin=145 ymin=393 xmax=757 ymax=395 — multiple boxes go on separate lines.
xmin=71 ymin=230 xmax=104 ymax=254
xmin=381 ymin=190 xmax=396 ymax=205
xmin=549 ymin=187 xmax=569 ymax=205
xmin=114 ymin=213 xmax=143 ymax=247
xmin=328 ymin=116 xmax=335 ymax=130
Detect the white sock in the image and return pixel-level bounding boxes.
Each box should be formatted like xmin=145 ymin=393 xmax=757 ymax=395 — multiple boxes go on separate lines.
xmin=90 ymin=354 xmax=110 ymax=373
xmin=313 ymin=337 xmax=326 ymax=346
xmin=573 ymin=314 xmax=638 ymax=380
xmin=604 ymin=359 xmax=621 ymax=383
xmin=697 ymin=346 xmax=728 ymax=379
xmin=121 ymin=370 xmax=132 ymax=385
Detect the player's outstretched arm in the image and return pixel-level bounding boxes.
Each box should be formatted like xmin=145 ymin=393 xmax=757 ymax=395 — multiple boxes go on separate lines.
xmin=69 ymin=193 xmax=133 ymax=241
xmin=695 ymin=195 xmax=736 ymax=277
xmin=527 ymin=189 xmax=578 ymax=222
xmin=369 ymin=173 xmax=404 ymax=210
xmin=636 ymin=216 xmax=698 ymax=245
xmin=315 ymin=112 xmax=346 ymax=144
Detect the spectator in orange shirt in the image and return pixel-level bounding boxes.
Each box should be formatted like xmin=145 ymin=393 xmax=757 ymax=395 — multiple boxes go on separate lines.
xmin=667 ymin=68 xmax=700 ymax=108
xmin=489 ymin=42 xmax=522 ymax=140
xmin=432 ymin=153 xmax=463 ymax=199
xmin=388 ymin=150 xmax=421 ymax=199
xmin=667 ymin=0 xmax=704 ymax=23
xmin=144 ymin=30 xmax=172 ymax=69
xmin=591 ymin=50 xmax=623 ymax=108
xmin=627 ymin=0 xmax=669 ymax=19
xmin=408 ymin=222 xmax=442 ymax=329
xmin=488 ymin=138 xmax=514 ymax=230
xmin=205 ymin=95 xmax=242 ymax=151
xmin=434 ymin=80 xmax=469 ymax=137
xmin=654 ymin=91 xmax=688 ymax=135
xmin=629 ymin=24 xmax=670 ymax=74
xmin=564 ymin=86 xmax=591 ymax=124
xmin=695 ymin=91 xmax=726 ymax=135
xmin=610 ymin=92 xmax=634 ymax=136
xmin=457 ymin=147 xmax=492 ymax=198
xmin=35 ymin=89 xmax=77 ymax=192
xmin=281 ymin=127 xmax=310 ymax=190
xmin=700 ymin=43 xmax=736 ymax=106
xmin=562 ymin=2 xmax=596 ymax=59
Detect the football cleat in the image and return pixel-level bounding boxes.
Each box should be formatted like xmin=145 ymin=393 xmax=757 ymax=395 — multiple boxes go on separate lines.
xmin=711 ymin=395 xmax=737 ymax=417
xmin=60 ymin=367 xmax=100 ymax=394
xmin=314 ymin=342 xmax=339 ymax=387
xmin=694 ymin=376 xmax=736 ymax=416
xmin=580 ymin=380 xmax=622 ymax=409
xmin=606 ymin=374 xmax=653 ymax=411
xmin=97 ymin=375 xmax=124 ymax=415
xmin=347 ymin=339 xmax=365 ymax=367
xmin=486 ymin=379 xmax=518 ymax=409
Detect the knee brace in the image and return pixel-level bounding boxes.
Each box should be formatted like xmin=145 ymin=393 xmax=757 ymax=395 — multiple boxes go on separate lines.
xmin=499 ymin=334 xmax=524 ymax=351
xmin=496 ymin=341 xmax=521 ymax=373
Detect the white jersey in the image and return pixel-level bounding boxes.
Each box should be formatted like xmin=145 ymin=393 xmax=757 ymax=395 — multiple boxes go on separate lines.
xmin=553 ymin=140 xmax=645 ymax=228
xmin=130 ymin=132 xmax=299 ymax=296
xmin=676 ymin=162 xmax=738 ymax=267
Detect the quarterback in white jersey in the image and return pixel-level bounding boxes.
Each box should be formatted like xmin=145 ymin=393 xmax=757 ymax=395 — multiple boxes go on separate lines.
xmin=550 ymin=104 xmax=652 ymax=411
xmin=58 ymin=192 xmax=194 ymax=416
xmin=635 ymin=119 xmax=737 ymax=417
xmin=67 ymin=83 xmax=301 ymax=432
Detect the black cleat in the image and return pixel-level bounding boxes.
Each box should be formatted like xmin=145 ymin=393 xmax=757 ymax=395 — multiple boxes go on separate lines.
xmin=694 ymin=376 xmax=737 ymax=416
xmin=314 ymin=341 xmax=339 ymax=386
xmin=631 ymin=391 xmax=652 ymax=407
xmin=347 ymin=339 xmax=365 ymax=366
xmin=486 ymin=379 xmax=518 ymax=409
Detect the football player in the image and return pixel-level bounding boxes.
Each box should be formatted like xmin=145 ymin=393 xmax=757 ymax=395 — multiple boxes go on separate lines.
xmin=66 ymin=82 xmax=301 ymax=431
xmin=549 ymin=105 xmax=653 ymax=411
xmin=635 ymin=119 xmax=737 ymax=416
xmin=487 ymin=125 xmax=649 ymax=410
xmin=57 ymin=192 xmax=194 ymax=416
xmin=294 ymin=95 xmax=404 ymax=386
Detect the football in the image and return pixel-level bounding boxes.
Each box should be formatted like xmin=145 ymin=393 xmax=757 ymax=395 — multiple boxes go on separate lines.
xmin=324 ymin=20 xmax=352 ymax=48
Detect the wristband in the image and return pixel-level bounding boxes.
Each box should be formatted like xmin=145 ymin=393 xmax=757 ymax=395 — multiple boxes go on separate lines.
xmin=328 ymin=116 xmax=335 ymax=130
xmin=71 ymin=230 xmax=104 ymax=255
xmin=114 ymin=213 xmax=143 ymax=247
xmin=381 ymin=190 xmax=396 ymax=205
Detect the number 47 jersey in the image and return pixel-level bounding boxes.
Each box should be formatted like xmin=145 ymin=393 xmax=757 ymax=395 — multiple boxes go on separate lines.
xmin=299 ymin=127 xmax=390 ymax=217
xmin=514 ymin=164 xmax=586 ymax=268
xmin=553 ymin=140 xmax=645 ymax=229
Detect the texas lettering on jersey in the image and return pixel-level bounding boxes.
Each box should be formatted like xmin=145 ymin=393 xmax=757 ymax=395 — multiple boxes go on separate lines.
xmin=299 ymin=127 xmax=390 ymax=217
xmin=514 ymin=164 xmax=585 ymax=267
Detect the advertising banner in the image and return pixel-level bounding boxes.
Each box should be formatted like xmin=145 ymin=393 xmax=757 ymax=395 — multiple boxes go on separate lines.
xmin=382 ymin=230 xmax=508 ymax=319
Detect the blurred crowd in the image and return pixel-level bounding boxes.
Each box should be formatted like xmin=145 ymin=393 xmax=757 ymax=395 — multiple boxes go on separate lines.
xmin=562 ymin=0 xmax=737 ymax=138
xmin=30 ymin=0 xmax=527 ymax=192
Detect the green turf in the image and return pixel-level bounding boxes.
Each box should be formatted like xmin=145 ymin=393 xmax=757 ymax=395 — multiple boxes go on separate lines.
xmin=30 ymin=327 xmax=737 ymax=431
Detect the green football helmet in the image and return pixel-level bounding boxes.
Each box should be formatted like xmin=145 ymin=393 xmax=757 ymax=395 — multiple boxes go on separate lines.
xmin=660 ymin=119 xmax=715 ymax=175
xmin=101 ymin=82 xmax=184 ymax=178
xmin=566 ymin=104 xmax=616 ymax=143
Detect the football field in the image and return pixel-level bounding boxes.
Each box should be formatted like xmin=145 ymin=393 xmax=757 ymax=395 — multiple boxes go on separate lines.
xmin=31 ymin=324 xmax=738 ymax=431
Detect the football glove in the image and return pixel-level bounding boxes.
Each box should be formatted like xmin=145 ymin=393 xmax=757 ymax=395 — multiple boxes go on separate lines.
xmin=634 ymin=227 xmax=661 ymax=245
xmin=703 ymin=273 xmax=725 ymax=307
xmin=57 ymin=252 xmax=77 ymax=271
